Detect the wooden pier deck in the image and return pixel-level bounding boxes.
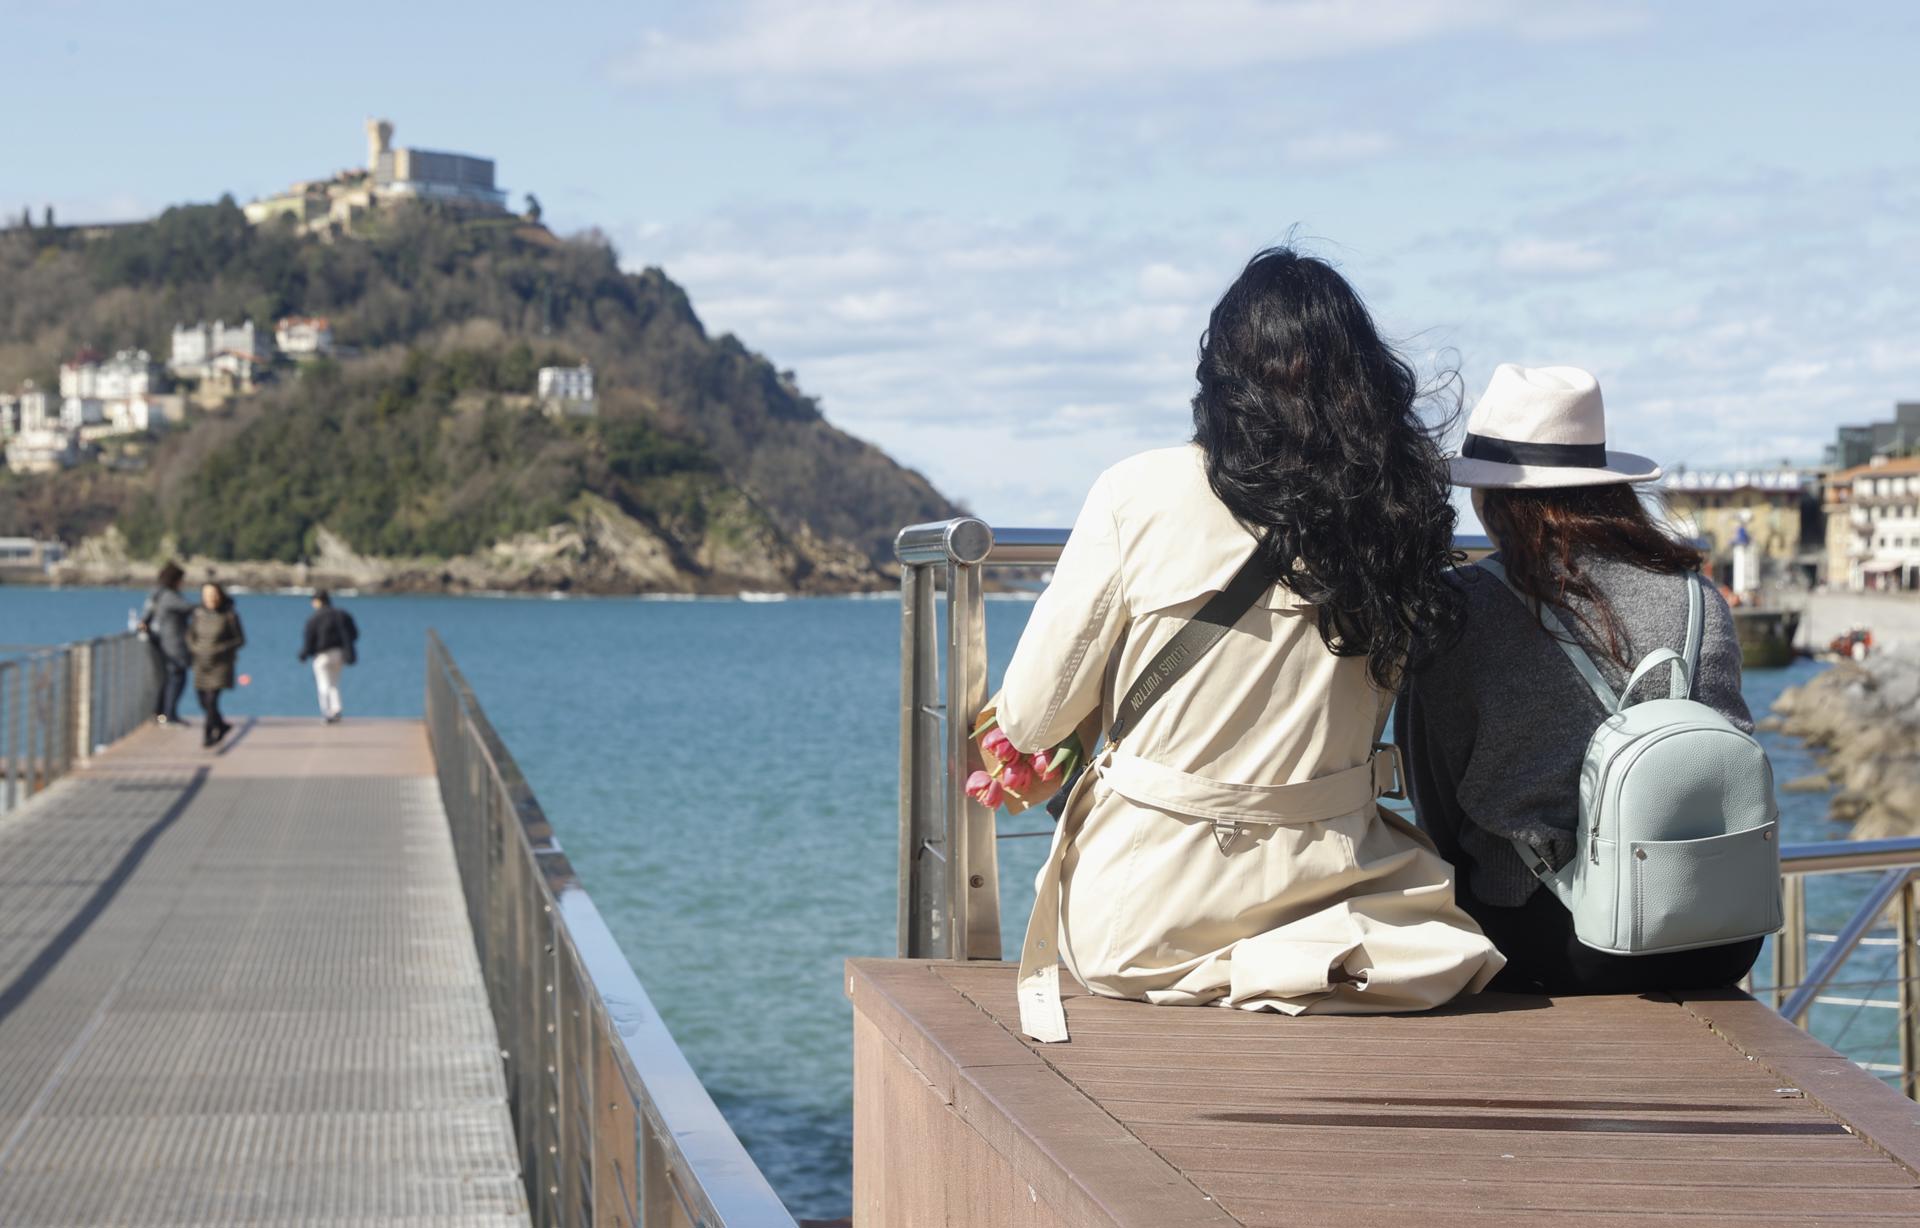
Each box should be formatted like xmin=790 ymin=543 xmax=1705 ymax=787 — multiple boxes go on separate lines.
xmin=850 ymin=959 xmax=1920 ymax=1227
xmin=0 ymin=718 xmax=529 ymax=1227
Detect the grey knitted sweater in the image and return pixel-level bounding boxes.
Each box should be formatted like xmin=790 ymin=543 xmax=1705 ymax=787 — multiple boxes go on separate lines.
xmin=1395 ymin=552 xmax=1752 ymax=908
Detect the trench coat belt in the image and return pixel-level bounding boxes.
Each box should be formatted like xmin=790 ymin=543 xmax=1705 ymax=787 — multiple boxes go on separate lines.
xmin=1015 ymin=744 xmax=1400 ymax=1043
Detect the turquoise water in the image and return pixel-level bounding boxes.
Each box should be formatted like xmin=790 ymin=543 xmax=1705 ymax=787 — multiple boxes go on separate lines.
xmin=0 ymin=588 xmax=1874 ymax=1218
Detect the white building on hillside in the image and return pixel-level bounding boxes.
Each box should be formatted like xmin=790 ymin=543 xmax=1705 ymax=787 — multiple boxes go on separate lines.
xmin=275 ymin=316 xmax=334 ymax=356
xmin=4 ymin=428 xmax=81 ymax=474
xmin=58 ymin=349 xmax=167 ymax=436
xmin=537 ymin=365 xmax=595 ymax=417
xmin=171 ymin=320 xmax=271 ymax=382
xmin=18 ymin=382 xmax=56 ymax=432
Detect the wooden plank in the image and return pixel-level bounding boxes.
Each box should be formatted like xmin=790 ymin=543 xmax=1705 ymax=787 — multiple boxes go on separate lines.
xmin=1151 ymin=1144 xmax=1917 ymax=1187
xmin=1223 ymin=1198 xmax=1920 ymax=1227
xmin=1133 ymin=1119 xmax=1893 ymax=1161
xmin=1679 ymin=988 xmax=1920 ymax=1178
xmin=1197 ymin=1170 xmax=1920 ymax=1217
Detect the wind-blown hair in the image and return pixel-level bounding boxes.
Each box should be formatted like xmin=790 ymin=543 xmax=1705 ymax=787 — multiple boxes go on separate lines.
xmin=1191 ymin=247 xmax=1463 ymax=688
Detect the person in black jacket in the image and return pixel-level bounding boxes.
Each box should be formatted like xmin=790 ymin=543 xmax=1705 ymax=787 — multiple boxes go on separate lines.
xmin=140 ymin=561 xmax=194 ymax=726
xmin=298 ymin=590 xmax=359 ymax=723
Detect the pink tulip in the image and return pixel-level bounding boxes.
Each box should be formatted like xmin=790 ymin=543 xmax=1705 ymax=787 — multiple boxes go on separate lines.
xmin=1000 ymin=759 xmax=1034 ymax=792
xmin=965 ymin=770 xmax=994 ymax=802
xmin=978 ymin=777 xmax=1005 ymax=808
xmin=981 ymin=727 xmax=1018 ymax=764
xmin=1032 ymin=749 xmax=1059 ymax=780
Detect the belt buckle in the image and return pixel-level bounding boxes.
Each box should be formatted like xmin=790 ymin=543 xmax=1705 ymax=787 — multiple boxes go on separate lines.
xmin=1370 ymin=741 xmax=1407 ymax=801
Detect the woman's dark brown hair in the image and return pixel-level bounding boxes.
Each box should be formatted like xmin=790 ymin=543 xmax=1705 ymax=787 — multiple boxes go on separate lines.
xmin=1478 ymin=483 xmax=1703 ymax=669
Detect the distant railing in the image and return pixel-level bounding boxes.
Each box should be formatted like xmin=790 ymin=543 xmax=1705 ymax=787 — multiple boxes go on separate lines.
xmin=425 ymin=631 xmax=797 ymax=1228
xmin=894 ymin=516 xmax=1920 ymax=1100
xmin=1 ymin=632 xmax=155 ymax=814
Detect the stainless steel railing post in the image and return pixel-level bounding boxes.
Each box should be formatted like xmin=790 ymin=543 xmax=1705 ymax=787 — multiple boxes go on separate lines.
xmin=1776 ymin=874 xmax=1806 ymax=1011
xmin=945 ymin=550 xmax=1000 ymax=961
xmin=70 ymin=642 xmax=93 ymax=763
xmin=1899 ymin=878 xmax=1918 ymax=1101
xmin=896 ymin=560 xmax=940 ymax=957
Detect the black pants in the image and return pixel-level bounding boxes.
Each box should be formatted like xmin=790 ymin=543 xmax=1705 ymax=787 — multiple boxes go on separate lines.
xmin=197 ymin=689 xmax=227 ymax=744
xmin=154 ymin=654 xmax=187 ymax=722
xmin=1465 ymin=886 xmax=1763 ymax=996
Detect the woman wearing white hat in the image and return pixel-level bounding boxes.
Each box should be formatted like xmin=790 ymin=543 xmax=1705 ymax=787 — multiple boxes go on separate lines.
xmin=1397 ymin=364 xmax=1764 ymax=994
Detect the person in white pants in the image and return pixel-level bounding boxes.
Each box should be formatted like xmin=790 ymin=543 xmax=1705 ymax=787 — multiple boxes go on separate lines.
xmin=298 ymin=590 xmax=359 ymax=723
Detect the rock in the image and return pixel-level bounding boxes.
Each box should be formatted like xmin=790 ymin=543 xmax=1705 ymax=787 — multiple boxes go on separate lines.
xmin=1829 ymin=791 xmax=1871 ymax=822
xmin=1780 ymin=774 xmax=1831 ymax=794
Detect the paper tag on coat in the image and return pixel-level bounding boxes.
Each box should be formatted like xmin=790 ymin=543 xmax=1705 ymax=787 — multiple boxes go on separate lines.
xmin=1018 ymin=963 xmax=1069 ymax=1043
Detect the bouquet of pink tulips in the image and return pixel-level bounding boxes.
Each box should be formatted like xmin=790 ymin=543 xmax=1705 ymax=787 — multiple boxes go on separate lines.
xmin=964 ymin=708 xmax=1084 ymax=816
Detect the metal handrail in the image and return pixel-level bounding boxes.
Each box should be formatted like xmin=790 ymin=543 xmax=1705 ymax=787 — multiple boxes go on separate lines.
xmin=1 ymin=632 xmax=155 ymax=814
xmin=895 ymin=516 xmax=1920 ymax=1100
xmin=425 ymin=631 xmax=796 ymax=1228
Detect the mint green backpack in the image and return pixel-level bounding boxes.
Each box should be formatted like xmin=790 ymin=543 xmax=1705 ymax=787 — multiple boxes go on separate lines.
xmin=1478 ymin=559 xmax=1782 ymax=955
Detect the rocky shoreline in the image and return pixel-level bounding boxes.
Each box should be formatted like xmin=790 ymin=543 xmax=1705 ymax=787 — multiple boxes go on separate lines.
xmin=15 ymin=504 xmax=896 ymax=598
xmin=1767 ymin=647 xmax=1920 ymax=839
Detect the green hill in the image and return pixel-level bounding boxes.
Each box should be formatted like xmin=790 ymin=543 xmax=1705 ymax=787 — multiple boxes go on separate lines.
xmin=0 ymin=199 xmax=956 ymax=591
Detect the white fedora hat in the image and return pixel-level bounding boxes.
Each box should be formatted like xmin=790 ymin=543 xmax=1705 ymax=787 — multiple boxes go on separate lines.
xmin=1448 ymin=363 xmax=1661 ymax=489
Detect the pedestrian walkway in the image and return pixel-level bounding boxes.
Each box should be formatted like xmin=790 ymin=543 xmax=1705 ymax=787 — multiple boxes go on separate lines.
xmin=0 ymin=718 xmax=529 ymax=1227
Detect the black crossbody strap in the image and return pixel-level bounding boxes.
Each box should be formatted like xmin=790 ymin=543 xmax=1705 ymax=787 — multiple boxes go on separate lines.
xmin=1106 ymin=548 xmax=1274 ymax=746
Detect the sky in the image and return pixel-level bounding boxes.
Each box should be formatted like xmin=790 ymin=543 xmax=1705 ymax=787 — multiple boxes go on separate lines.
xmin=5 ymin=0 xmax=1918 ymax=525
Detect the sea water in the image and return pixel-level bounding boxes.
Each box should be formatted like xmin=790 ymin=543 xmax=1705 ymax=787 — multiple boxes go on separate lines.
xmin=0 ymin=588 xmax=1874 ymax=1218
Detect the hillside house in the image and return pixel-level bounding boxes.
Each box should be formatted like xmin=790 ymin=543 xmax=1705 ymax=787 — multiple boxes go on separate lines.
xmin=171 ymin=320 xmax=273 ymax=389
xmin=58 ymin=349 xmax=168 ymax=436
xmin=275 ymin=316 xmax=334 ymax=356
xmin=537 ymin=365 xmax=595 ymax=417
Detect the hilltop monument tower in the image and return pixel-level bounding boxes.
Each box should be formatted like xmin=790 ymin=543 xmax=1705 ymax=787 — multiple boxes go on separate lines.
xmin=366 ymin=118 xmax=394 ymax=172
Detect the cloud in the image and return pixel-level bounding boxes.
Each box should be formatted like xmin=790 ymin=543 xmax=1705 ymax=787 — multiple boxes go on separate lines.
xmin=622 ymin=208 xmax=1245 ymax=520
xmin=1494 ymin=237 xmax=1614 ymax=274
xmin=1281 ymin=130 xmax=1398 ymax=166
xmin=611 ymin=0 xmax=1647 ymax=103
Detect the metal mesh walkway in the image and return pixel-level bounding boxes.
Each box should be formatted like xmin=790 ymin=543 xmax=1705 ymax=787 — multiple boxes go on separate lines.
xmin=0 ymin=718 xmax=529 ymax=1226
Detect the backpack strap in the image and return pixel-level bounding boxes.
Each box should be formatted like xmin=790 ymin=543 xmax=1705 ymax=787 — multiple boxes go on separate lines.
xmin=1680 ymin=571 xmax=1705 ymax=693
xmin=1474 ymin=558 xmax=1618 ymax=711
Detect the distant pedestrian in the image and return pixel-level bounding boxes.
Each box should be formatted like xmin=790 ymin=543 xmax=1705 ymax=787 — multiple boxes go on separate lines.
xmin=139 ymin=561 xmax=193 ymax=726
xmin=188 ymin=582 xmax=245 ymax=748
xmin=299 ymin=589 xmax=358 ymax=723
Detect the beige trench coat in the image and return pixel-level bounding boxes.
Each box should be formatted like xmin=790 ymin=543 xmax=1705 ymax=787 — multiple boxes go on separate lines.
xmin=999 ymin=445 xmax=1503 ymax=1042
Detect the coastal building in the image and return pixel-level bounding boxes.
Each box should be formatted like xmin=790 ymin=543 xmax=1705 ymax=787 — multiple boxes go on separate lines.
xmin=0 ymin=537 xmax=64 ymax=576
xmin=245 ymin=119 xmax=507 ymax=235
xmin=1829 ymin=402 xmax=1920 ymax=470
xmin=171 ymin=320 xmax=272 ymax=388
xmin=0 ymin=392 xmax=16 ymax=437
xmin=1659 ymin=468 xmax=1824 ymax=588
xmin=58 ymin=348 xmax=168 ymax=435
xmin=275 ymin=316 xmax=334 ymax=356
xmin=1827 ymin=454 xmax=1920 ymax=591
xmin=17 ymin=382 xmax=55 ymax=433
xmin=4 ymin=428 xmax=82 ymax=474
xmin=537 ymin=364 xmax=595 ymax=417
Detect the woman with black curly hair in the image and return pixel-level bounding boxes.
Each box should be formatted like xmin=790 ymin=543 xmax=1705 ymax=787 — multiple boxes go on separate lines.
xmin=992 ymin=247 xmax=1501 ymax=1043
